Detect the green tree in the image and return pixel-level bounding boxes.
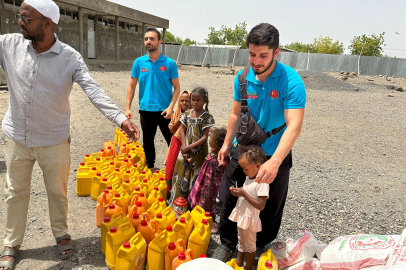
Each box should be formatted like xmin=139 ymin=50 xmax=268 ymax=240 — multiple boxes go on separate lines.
xmin=161 ymin=30 xmax=183 ymax=44
xmin=205 ymin=22 xmax=248 ymax=48
xmin=183 ymin=38 xmax=195 ymax=46
xmin=312 ymin=36 xmax=344 ymax=54
xmin=283 ymin=42 xmax=315 ymax=53
xmin=349 ymin=32 xmax=385 ymax=56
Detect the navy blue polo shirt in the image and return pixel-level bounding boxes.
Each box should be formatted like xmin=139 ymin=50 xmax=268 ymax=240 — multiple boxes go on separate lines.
xmin=131 ymin=53 xmax=178 ymax=111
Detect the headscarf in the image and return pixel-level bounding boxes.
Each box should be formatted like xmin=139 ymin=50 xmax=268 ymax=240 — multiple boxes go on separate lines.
xmin=169 ymin=90 xmax=191 ymax=140
xmin=24 ymin=0 xmax=60 ymax=24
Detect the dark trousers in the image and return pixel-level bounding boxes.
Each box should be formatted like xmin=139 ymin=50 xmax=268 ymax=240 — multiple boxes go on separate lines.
xmin=139 ymin=110 xmax=173 ymax=168
xmin=219 ymin=147 xmax=292 ymax=249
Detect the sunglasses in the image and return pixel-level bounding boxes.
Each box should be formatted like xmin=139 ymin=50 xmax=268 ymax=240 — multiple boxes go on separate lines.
xmin=16 ymin=14 xmax=47 ymax=25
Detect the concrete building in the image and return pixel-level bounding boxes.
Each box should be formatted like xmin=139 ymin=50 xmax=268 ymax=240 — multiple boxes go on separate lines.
xmin=0 ymin=0 xmax=169 ymax=61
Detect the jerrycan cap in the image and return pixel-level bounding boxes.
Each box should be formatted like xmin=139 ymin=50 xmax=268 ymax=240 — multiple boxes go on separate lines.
xmin=97 ymin=172 xmax=101 ymax=176
xmin=100 ymin=149 xmax=105 ymax=152
xmin=139 ymin=193 xmax=145 ymax=197
xmin=159 ymin=177 xmax=164 ymax=181
xmin=154 ymin=187 xmax=159 ymax=191
xmin=127 ymin=155 xmax=131 ymax=158
xmin=92 ymin=167 xmax=97 ymax=170
xmin=140 ymin=220 xmax=148 ymax=226
xmin=107 ymin=185 xmax=113 ymax=190
xmin=199 ymin=254 xmax=207 ymax=258
xmin=158 ymin=197 xmax=164 ymax=202
xmin=133 ymin=164 xmax=138 ymax=168
xmin=115 ymin=193 xmax=120 ymax=198
xmin=132 ymin=148 xmax=135 ymax=150
xmin=110 ymin=227 xmax=117 ymax=233
xmin=155 ymin=170 xmax=159 ymax=173
xmin=108 ymin=146 xmax=112 ymax=149
xmin=265 ymin=261 xmax=274 ymax=269
xmin=103 ymin=189 xmax=109 ymax=194
xmin=124 ymin=179 xmax=130 ymax=183
xmin=136 ymin=201 xmax=142 ymax=207
xmin=202 ymin=219 xmax=208 ymax=225
xmin=109 ymin=204 xmax=115 ymax=209
xmin=96 ymin=157 xmax=101 ymax=161
xmin=85 ymin=154 xmax=90 ymax=157
xmin=110 ymin=161 xmax=114 ymax=165
xmin=115 ymin=168 xmax=120 ymax=172
xmin=136 ymin=145 xmax=140 ymax=148
xmin=166 ymin=226 xmax=173 ymax=232
xmin=80 ymin=162 xmax=85 ymax=166
xmin=132 ymin=213 xmax=139 ymax=219
xmin=141 ymin=171 xmax=146 ymax=174
xmin=143 ymin=179 xmax=148 ymax=183
xmin=126 ymin=170 xmax=130 ymax=173
xmin=104 ymin=217 xmax=111 ymax=223
xmin=124 ymin=159 xmax=129 ymax=162
xmin=178 ymin=252 xmax=186 ymax=261
xmin=123 ymin=241 xmax=131 ymax=249
xmin=205 ymin=212 xmax=211 ymax=217
xmin=102 ymin=178 xmax=108 ymax=182
xmin=123 ymin=144 xmax=127 ymax=147
xmin=180 ymin=217 xmax=186 ymax=224
xmin=135 ymin=187 xmax=140 ymax=191
xmin=168 ymin=242 xmax=176 ymax=250
xmin=156 ymin=213 xmax=162 ymax=219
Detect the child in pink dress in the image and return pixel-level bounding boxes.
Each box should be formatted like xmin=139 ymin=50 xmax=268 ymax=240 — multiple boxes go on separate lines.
xmin=229 ymin=145 xmax=269 ymax=270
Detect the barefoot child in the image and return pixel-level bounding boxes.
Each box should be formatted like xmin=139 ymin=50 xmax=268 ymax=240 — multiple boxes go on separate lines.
xmin=188 ymin=127 xmax=228 ymax=233
xmin=165 ymin=90 xmax=191 ymax=191
xmin=229 ymin=145 xmax=269 ymax=270
xmin=169 ymin=87 xmax=215 ymax=206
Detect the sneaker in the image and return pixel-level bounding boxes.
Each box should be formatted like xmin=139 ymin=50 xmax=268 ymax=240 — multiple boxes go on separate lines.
xmin=211 ymin=222 xmax=218 ymax=234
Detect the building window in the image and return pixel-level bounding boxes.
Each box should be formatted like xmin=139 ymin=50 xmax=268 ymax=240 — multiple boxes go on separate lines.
xmin=128 ymin=23 xmax=138 ymax=32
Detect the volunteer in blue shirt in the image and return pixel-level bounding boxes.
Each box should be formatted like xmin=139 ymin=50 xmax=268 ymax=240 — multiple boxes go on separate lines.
xmin=214 ymin=23 xmax=306 ymax=263
xmin=125 ymin=27 xmax=180 ymax=171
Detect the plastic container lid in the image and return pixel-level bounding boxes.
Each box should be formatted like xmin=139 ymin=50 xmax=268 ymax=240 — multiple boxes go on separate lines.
xmin=115 ymin=193 xmax=120 ymax=197
xmin=202 ymin=219 xmax=208 ymax=225
xmin=166 ymin=226 xmax=173 ymax=232
xmin=115 ymin=168 xmax=119 ymax=172
xmin=155 ymin=170 xmax=159 ymax=173
xmin=199 ymin=254 xmax=206 ymax=258
xmin=168 ymin=242 xmax=176 ymax=250
xmin=100 ymin=149 xmax=105 ymax=152
xmin=127 ymin=155 xmax=131 ymax=158
xmin=96 ymin=157 xmax=100 ymax=161
xmin=141 ymin=171 xmax=146 ymax=174
xmin=133 ymin=164 xmax=138 ymax=167
xmin=180 ymin=217 xmax=186 ymax=224
xmin=178 ymin=252 xmax=186 ymax=260
xmin=85 ymin=154 xmax=90 ymax=157
xmin=124 ymin=159 xmax=128 ymax=162
xmin=158 ymin=197 xmax=164 ymax=202
xmin=109 ymin=204 xmax=115 ymax=209
xmin=107 ymin=185 xmax=113 ymax=190
xmin=156 ymin=213 xmax=162 ymax=219
xmin=80 ymin=162 xmax=85 ymax=166
xmin=104 ymin=217 xmax=111 ymax=223
xmin=136 ymin=201 xmax=142 ymax=207
xmin=126 ymin=170 xmax=130 ymax=173
xmin=154 ymin=187 xmax=158 ymax=191
xmin=143 ymin=179 xmax=148 ymax=183
xmin=125 ymin=179 xmax=130 ymax=183
xmin=97 ymin=172 xmax=101 ymax=176
xmin=265 ymin=261 xmax=274 ymax=269
xmin=139 ymin=193 xmax=145 ymax=197
xmin=135 ymin=187 xmax=140 ymax=191
xmin=102 ymin=178 xmax=108 ymax=182
xmin=123 ymin=241 xmax=131 ymax=249
xmin=110 ymin=227 xmax=117 ymax=233
xmin=132 ymin=213 xmax=139 ymax=219
xmin=141 ymin=220 xmax=148 ymax=226
xmin=108 ymin=146 xmax=112 ymax=149
xmin=205 ymin=212 xmax=210 ymax=217
xmin=123 ymin=144 xmax=127 ymax=147
xmin=110 ymin=161 xmax=114 ymax=165
xmin=160 ymin=177 xmax=164 ymax=181
xmin=103 ymin=189 xmax=109 ymax=194
xmin=92 ymin=167 xmax=97 ymax=170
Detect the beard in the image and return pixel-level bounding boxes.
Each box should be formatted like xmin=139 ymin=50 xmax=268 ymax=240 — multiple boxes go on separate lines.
xmin=252 ymin=53 xmax=275 ymax=75
xmin=145 ymin=43 xmax=159 ymax=52
xmin=21 ymin=24 xmax=45 ymax=42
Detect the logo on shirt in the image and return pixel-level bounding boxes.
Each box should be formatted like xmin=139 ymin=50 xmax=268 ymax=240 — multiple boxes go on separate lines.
xmin=247 ymin=91 xmax=258 ymax=99
xmin=141 ymin=68 xmax=149 ymax=72
xmin=270 ymin=90 xmax=279 ymax=99
xmin=160 ymin=66 xmax=167 ymax=72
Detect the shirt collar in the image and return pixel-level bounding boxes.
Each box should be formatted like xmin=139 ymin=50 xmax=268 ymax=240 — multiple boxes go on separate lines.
xmin=145 ymin=53 xmax=165 ymax=62
xmin=27 ymin=34 xmax=62 ymax=55
xmin=246 ymin=60 xmax=282 ymax=85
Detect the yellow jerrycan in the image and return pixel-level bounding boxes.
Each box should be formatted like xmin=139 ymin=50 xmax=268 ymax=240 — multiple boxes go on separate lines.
xmin=173 ymin=211 xmax=194 ymax=243
xmin=108 ymin=161 xmax=116 ymax=173
xmin=100 ymin=211 xmax=128 ymax=255
xmin=159 ymin=168 xmax=166 ymax=179
xmin=227 ymin=259 xmax=244 ymax=270
xmin=187 ymin=219 xmax=211 ymax=259
xmin=151 ymin=170 xmax=161 ymax=182
xmin=147 ymin=225 xmax=177 ymax=270
xmin=115 ymin=233 xmax=147 ymax=270
xmin=90 ymin=172 xmax=103 ymax=201
xmin=105 ymin=222 xmax=136 ymax=270
xmin=258 ymin=249 xmax=278 ymax=270
xmin=122 ymin=179 xmax=136 ymax=195
xmin=114 ymin=154 xmax=126 ymax=169
xmin=149 ymin=178 xmax=168 ymax=201
xmin=146 ymin=197 xmax=167 ymax=218
xmin=131 ymin=185 xmax=147 ymax=198
xmin=162 ymin=206 xmax=177 ymax=228
xmin=76 ymin=166 xmax=98 ymax=196
xmin=111 ymin=190 xmax=130 ymax=214
xmin=191 ymin=205 xmax=213 ymax=231
xmin=165 ymin=239 xmax=186 ymax=270
xmin=130 ymin=163 xmax=141 ymax=176
xmin=147 ymin=187 xmax=163 ymax=209
xmin=114 ymin=128 xmax=122 ymax=145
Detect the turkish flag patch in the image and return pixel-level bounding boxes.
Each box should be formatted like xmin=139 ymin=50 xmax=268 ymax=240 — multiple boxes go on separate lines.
xmin=160 ymin=66 xmax=167 ymax=71
xmin=270 ymin=90 xmax=279 ymax=98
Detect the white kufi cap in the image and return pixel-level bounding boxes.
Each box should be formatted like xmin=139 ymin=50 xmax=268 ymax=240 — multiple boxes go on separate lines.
xmin=24 ymin=0 xmax=60 ymax=24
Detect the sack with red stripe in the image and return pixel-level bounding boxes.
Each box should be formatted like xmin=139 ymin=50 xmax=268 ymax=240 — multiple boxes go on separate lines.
xmin=270 ymin=230 xmax=319 ymax=269
xmin=319 ymin=234 xmax=400 ymax=270
xmin=285 ymin=258 xmax=322 ymax=270
xmin=383 ymin=228 xmax=406 ymax=270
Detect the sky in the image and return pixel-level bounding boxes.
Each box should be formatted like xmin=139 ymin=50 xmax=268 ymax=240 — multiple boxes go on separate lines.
xmin=109 ymin=0 xmax=406 ymax=58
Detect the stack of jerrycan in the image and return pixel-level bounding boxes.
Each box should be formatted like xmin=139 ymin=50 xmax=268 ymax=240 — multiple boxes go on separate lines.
xmin=154 ymin=207 xmax=177 ymax=234
xmin=96 ymin=190 xmax=113 ymax=227
xmin=147 ymin=225 xmax=177 ymax=270
xmin=100 ymin=211 xmax=129 ymax=255
xmin=115 ymin=233 xmax=147 ymax=270
xmin=164 ymin=240 xmax=186 ymax=270
xmin=258 ymin=250 xmax=278 ymax=270
xmin=105 ymin=222 xmax=136 ymax=269
xmin=149 ymin=174 xmax=168 ymax=201
xmin=187 ymin=219 xmax=211 ymax=259
xmin=146 ymin=197 xmax=166 ymax=218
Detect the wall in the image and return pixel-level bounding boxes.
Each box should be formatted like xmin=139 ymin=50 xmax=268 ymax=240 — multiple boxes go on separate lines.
xmin=119 ymin=28 xmax=142 ymax=61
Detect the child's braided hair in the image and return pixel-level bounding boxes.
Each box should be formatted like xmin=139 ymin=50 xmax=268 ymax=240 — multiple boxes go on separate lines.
xmin=238 ymin=145 xmax=267 ymax=164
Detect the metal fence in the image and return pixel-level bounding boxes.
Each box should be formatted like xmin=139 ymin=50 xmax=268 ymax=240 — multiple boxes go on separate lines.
xmin=161 ymin=44 xmax=406 ymax=78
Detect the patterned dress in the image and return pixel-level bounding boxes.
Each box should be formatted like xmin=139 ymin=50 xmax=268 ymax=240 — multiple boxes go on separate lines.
xmin=169 ymin=109 xmax=215 ymax=206
xmin=188 ymin=149 xmax=227 ymax=219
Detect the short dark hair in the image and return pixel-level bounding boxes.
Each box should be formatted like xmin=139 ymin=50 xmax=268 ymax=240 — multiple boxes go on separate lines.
xmin=210 ymin=127 xmax=227 ymax=150
xmin=238 ymin=145 xmax=267 ymax=164
xmin=145 ymin=27 xmax=161 ymax=40
xmin=246 ymin=23 xmax=279 ymax=51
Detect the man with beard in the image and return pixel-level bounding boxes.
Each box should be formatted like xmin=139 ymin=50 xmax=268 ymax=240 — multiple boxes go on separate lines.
xmin=0 ymin=0 xmax=139 ymax=269
xmin=213 ymin=23 xmax=306 ymax=263
xmin=125 ymin=27 xmax=180 ymax=172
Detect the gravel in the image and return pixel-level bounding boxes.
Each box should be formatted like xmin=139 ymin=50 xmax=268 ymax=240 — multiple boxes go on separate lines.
xmin=0 ymin=65 xmax=405 ymax=269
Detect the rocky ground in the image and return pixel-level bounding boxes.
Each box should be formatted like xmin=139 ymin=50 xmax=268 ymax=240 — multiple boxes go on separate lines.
xmin=0 ymin=65 xmax=405 ymax=269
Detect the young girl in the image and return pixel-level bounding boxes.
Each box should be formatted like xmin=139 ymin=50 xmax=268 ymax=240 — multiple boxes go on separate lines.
xmin=188 ymin=127 xmax=228 ymax=233
xmin=169 ymin=87 xmax=215 ymax=206
xmin=165 ymin=90 xmax=191 ymax=191
xmin=229 ymin=145 xmax=269 ymax=270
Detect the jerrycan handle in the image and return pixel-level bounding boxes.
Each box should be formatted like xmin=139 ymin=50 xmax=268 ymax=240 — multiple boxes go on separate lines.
xmin=118 ymin=221 xmax=132 ymax=231
xmin=140 ymin=213 xmax=151 ymax=222
xmin=111 ymin=210 xmax=125 ymax=220
xmin=176 ymin=239 xmax=186 ymax=253
xmin=185 ymin=248 xmax=194 ymax=260
xmin=130 ymin=194 xmax=139 ymax=207
xmin=130 ymin=232 xmax=142 ymax=245
xmin=149 ymin=220 xmax=158 ymax=234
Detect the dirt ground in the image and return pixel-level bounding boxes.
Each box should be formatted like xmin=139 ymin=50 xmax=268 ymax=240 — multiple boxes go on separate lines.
xmin=0 ymin=64 xmax=405 ymax=269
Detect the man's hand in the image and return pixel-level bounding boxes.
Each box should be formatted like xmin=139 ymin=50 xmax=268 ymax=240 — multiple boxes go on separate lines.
xmin=121 ymin=119 xmax=140 ymax=142
xmin=218 ymin=144 xmax=231 ymax=166
xmin=161 ymin=108 xmax=173 ymax=119
xmin=125 ymin=109 xmax=133 ymax=119
xmin=255 ymin=158 xmax=281 ymax=184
